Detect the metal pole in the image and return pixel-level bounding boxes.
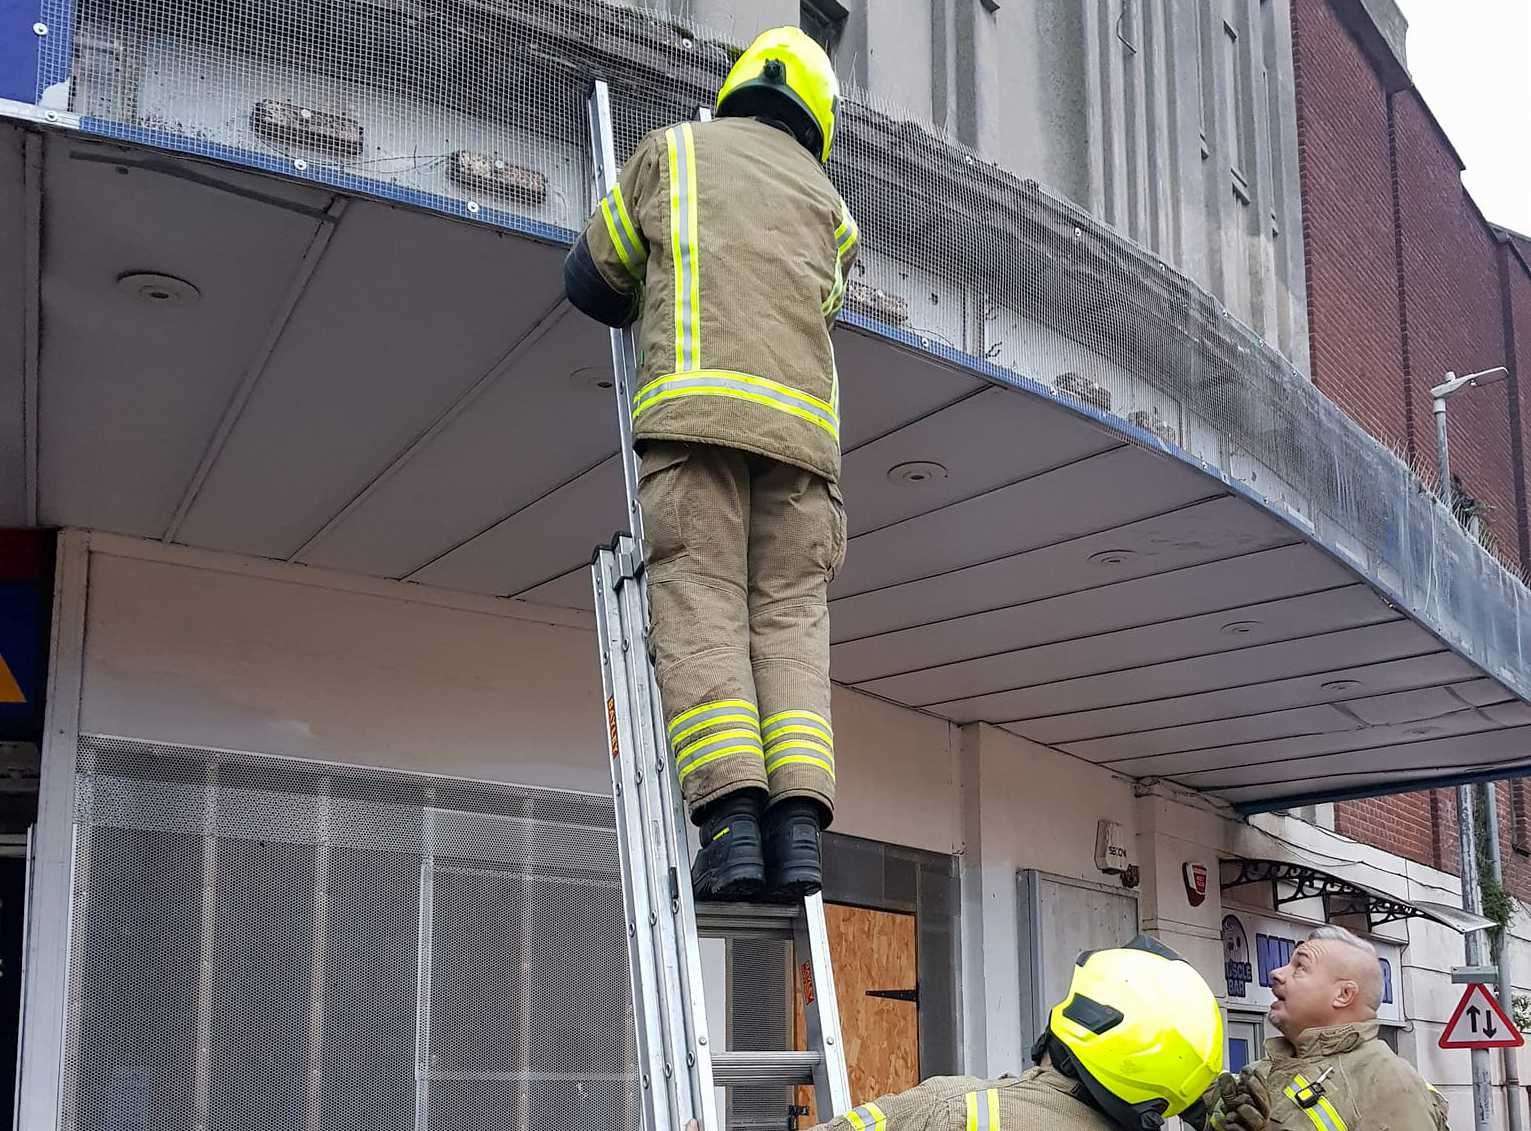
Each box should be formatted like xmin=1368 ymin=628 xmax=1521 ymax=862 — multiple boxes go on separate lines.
xmin=1483 ymin=782 xmax=1525 ymax=1131
xmin=1458 ymin=779 xmax=1493 ymax=1131
xmin=1434 ymin=392 xmax=1453 ymax=509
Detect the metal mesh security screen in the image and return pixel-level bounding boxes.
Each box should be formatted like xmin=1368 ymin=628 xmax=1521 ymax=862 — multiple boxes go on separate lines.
xmin=63 ymin=735 xmax=639 ymax=1131
xmin=44 ymin=0 xmax=1531 ymax=694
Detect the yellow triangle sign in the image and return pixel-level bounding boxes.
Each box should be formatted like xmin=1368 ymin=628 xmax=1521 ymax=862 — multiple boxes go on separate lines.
xmin=0 ymin=654 xmax=24 ymax=704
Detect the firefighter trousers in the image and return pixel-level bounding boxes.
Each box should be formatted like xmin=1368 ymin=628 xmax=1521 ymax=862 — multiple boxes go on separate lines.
xmin=637 ymin=440 xmax=846 ymax=821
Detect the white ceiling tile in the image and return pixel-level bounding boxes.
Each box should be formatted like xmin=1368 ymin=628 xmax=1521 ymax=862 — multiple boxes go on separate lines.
xmin=297 ymin=308 xmax=619 ymax=576
xmin=412 ymin=457 xmax=624 ymax=595
xmin=515 ymin=567 xmax=596 ymax=613
xmin=833 ymin=544 xmax=1357 ymax=683
xmin=1057 ymin=703 xmax=1366 ymax=763
xmin=834 ymin=445 xmax=1224 ymax=598
xmin=38 ymin=138 xmax=326 ymax=536
xmin=1000 ymin=651 xmax=1479 ymax=744
xmin=1451 ymin=678 xmax=1513 ymax=707
xmin=177 ymin=202 xmax=566 ymax=558
xmin=1198 ymin=725 xmax=1531 ymax=796
xmin=1114 ymin=707 xmax=1505 ymax=778
xmin=858 ymin=586 xmax=1397 ymax=704
xmin=829 ymin=495 xmax=1297 ymax=640
xmin=842 ymin=386 xmax=1121 ymax=532
xmin=933 ymin=619 xmax=1435 ymax=722
xmin=1343 ymin=685 xmax=1473 ymax=726
xmin=834 ymin=329 xmax=982 ymax=450
xmin=1483 ymin=701 xmax=1531 ymax=727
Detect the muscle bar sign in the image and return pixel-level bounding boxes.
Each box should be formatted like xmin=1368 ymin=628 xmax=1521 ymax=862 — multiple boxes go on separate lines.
xmin=1221 ymin=910 xmax=1403 ymax=1024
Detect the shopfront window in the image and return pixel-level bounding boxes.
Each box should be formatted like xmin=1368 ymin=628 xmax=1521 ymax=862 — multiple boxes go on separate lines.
xmin=1226 ymin=1015 xmax=1267 ymax=1073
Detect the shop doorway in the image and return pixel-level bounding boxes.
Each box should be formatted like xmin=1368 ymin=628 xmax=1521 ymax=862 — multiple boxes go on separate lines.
xmin=725 ymin=833 xmax=959 ymax=1129
xmin=1226 ymin=1013 xmax=1268 ymax=1073
xmin=793 ymin=904 xmax=920 ymax=1122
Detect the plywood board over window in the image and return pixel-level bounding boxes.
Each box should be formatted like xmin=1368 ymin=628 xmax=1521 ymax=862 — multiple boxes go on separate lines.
xmin=795 ymin=904 xmax=920 ymax=1120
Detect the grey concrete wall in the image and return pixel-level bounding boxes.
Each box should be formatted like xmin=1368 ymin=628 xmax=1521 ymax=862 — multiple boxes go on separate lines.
xmin=630 ymin=0 xmax=1310 ymax=374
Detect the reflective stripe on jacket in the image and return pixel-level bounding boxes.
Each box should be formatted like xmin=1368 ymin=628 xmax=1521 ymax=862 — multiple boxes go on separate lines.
xmin=577 ymin=116 xmax=859 ymax=483
xmin=1254 ymin=1021 xmax=1447 ymax=1131
xmin=810 ymin=1068 xmax=1115 ymax=1131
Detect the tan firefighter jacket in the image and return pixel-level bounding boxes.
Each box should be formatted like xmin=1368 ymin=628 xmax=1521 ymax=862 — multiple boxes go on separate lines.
xmin=576 ymin=115 xmax=859 ymax=483
xmin=810 ymin=1067 xmax=1118 ymax=1131
xmin=1249 ymin=1021 xmax=1448 ymax=1131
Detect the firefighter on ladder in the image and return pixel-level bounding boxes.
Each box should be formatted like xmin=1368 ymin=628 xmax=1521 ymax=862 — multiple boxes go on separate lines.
xmin=564 ymin=27 xmax=856 ymax=900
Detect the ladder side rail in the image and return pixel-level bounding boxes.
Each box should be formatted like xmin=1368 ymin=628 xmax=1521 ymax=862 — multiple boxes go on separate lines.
xmin=594 ymin=551 xmax=681 ymax=1131
xmin=797 ymin=893 xmax=853 ymax=1117
xmin=587 ymin=82 xmax=716 ymax=1131
xmin=586 ymin=80 xmax=647 ymax=548
xmin=628 ymin=544 xmax=718 ymax=1121
xmin=613 ymin=539 xmax=715 ymax=1129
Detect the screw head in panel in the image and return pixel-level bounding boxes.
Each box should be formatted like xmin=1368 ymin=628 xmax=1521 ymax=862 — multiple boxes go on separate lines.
xmin=33 ymin=22 xmax=47 ymax=34
xmin=293 ymin=158 xmax=308 ymax=171
xmin=698 ymin=1035 xmax=708 ymax=1046
xmin=467 ymin=200 xmax=481 ymax=214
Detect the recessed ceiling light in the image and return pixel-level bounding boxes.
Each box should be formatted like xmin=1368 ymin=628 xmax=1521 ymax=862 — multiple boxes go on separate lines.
xmin=1321 ymin=679 xmax=1364 ymax=692
xmin=887 ymin=461 xmax=948 ymax=485
xmin=1089 ymin=549 xmax=1136 ymax=566
xmin=569 ymin=366 xmax=614 ymax=392
xmin=117 ymin=272 xmax=199 ymax=306
xmin=1221 ymin=620 xmax=1262 ymax=636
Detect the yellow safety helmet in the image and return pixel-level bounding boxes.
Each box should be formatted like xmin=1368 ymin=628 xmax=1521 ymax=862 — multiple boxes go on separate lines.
xmin=1040 ymin=935 xmax=1223 ymax=1131
xmin=715 ymin=26 xmax=839 ymax=163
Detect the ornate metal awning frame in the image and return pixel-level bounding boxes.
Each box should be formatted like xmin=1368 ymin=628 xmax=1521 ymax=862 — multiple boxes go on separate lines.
xmin=1220 ymin=858 xmax=1464 ymax=932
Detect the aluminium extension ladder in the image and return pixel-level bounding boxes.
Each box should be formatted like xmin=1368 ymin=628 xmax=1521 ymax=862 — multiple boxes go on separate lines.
xmin=584 ymin=80 xmax=853 ymax=1131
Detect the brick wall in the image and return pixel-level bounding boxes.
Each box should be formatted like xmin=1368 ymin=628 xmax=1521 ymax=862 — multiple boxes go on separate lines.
xmin=1391 ymin=92 xmax=1520 ymax=555
xmin=1332 ymin=781 xmax=1531 ymax=898
xmin=1333 ymin=789 xmax=1441 ymax=866
xmin=1498 ymin=779 xmax=1531 ymax=898
xmin=1508 ymin=241 xmax=1531 ymax=566
xmin=1294 ymin=0 xmax=1531 ymax=895
xmin=1290 ymin=0 xmax=1408 ymax=450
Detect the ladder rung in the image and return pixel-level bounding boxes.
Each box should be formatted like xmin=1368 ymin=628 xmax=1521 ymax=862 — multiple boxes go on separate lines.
xmin=694 ymin=901 xmax=801 ymax=939
xmin=711 ymin=1050 xmax=823 ymax=1087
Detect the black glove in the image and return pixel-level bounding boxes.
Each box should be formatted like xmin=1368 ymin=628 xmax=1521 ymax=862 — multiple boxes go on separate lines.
xmin=1208 ymin=1069 xmax=1270 ymax=1131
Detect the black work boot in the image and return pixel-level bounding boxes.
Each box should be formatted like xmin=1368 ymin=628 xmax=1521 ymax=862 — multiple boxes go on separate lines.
xmin=691 ymin=790 xmax=767 ymax=900
xmin=764 ymin=799 xmax=828 ymax=898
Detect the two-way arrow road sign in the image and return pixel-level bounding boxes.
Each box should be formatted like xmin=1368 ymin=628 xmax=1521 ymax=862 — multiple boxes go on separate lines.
xmin=1439 ymin=983 xmax=1525 ymax=1050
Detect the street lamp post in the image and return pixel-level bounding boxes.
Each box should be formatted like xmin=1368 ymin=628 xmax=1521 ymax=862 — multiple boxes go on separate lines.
xmin=1430 ymin=366 xmax=1511 ymax=1131
xmin=1432 ymin=367 xmax=1508 ymax=511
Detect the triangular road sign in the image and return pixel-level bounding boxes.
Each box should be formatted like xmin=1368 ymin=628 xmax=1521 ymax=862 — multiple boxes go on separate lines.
xmin=1440 ymin=983 xmax=1524 ymax=1049
xmin=0 ymin=654 xmax=23 ymax=704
